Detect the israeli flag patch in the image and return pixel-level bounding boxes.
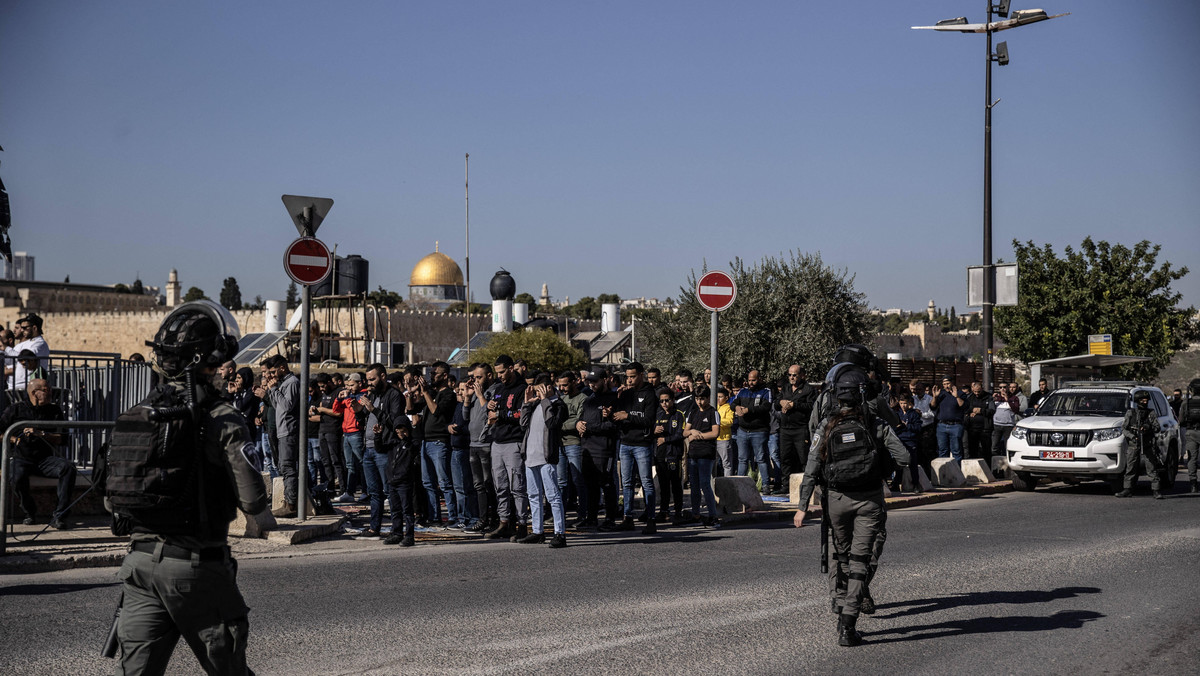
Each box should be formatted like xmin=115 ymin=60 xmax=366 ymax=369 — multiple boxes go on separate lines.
xmin=841 ymin=432 xmax=857 ymax=444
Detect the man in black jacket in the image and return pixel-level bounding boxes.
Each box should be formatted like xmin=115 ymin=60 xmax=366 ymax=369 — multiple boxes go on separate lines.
xmin=613 ymin=362 xmax=659 ymax=535
xmin=2 ymin=378 xmax=74 ymax=528
xmin=485 ymin=355 xmax=531 ymax=540
xmin=359 ymin=364 xmax=416 ymax=546
xmin=578 ymin=370 xmax=621 ymax=531
xmin=776 ymin=364 xmax=816 ymax=486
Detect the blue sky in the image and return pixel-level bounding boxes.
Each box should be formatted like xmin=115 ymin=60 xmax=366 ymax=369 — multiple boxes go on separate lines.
xmin=2 ymin=1 xmax=1197 ymax=313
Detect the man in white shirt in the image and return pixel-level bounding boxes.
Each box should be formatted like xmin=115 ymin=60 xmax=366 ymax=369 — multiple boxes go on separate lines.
xmin=6 ymin=314 xmax=49 ymax=390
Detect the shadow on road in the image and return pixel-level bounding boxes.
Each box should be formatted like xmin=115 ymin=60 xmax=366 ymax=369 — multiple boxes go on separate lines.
xmin=0 ymin=581 xmax=120 ymax=597
xmin=875 ymin=586 xmax=1101 ymax=620
xmin=865 ymin=609 xmax=1104 ymax=644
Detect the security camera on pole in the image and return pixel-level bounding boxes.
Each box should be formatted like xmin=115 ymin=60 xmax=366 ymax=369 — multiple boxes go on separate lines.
xmin=697 ymin=271 xmax=737 ymax=403
xmin=281 ymin=194 xmax=334 ymax=521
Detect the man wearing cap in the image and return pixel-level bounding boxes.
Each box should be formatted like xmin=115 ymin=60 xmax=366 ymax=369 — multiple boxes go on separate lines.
xmin=6 ymin=313 xmax=50 ymax=390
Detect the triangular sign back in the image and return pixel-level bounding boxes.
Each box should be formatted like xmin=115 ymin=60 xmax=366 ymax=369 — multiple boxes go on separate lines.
xmin=281 ymin=195 xmax=334 ymax=236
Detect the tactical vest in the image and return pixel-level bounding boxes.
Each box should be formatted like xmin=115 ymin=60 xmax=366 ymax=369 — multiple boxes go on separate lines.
xmin=1185 ymin=396 xmax=1200 ymax=427
xmin=824 ymin=417 xmax=884 ymax=491
xmin=106 ymin=385 xmax=223 ymax=538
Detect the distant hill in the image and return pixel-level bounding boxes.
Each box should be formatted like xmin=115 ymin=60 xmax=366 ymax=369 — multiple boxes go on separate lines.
xmin=1156 ymin=344 xmax=1200 ymax=391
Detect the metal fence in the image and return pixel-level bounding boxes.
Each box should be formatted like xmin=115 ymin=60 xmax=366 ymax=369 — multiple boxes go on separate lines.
xmin=3 ymin=351 xmax=152 ymax=467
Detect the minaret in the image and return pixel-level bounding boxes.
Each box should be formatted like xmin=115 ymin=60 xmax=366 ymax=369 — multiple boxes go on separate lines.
xmin=540 ymin=282 xmax=550 ymax=308
xmin=927 ymin=299 xmax=936 ymax=321
xmin=166 ymin=269 xmax=181 ymax=307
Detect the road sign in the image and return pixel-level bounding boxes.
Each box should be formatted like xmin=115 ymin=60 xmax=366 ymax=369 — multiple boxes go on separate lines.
xmin=697 ymin=271 xmax=737 ymax=312
xmin=281 ymin=195 xmax=334 ymax=236
xmin=1088 ymin=334 xmax=1113 ymax=356
xmin=284 ymin=237 xmax=333 ymax=285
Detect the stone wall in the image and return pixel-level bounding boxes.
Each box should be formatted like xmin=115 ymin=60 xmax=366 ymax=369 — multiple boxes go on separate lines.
xmin=873 ymin=321 xmax=1005 ymax=360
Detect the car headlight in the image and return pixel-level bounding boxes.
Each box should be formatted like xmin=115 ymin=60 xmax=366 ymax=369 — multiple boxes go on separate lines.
xmin=1010 ymin=426 xmax=1027 ymax=440
xmin=1093 ymin=426 xmax=1122 ymax=442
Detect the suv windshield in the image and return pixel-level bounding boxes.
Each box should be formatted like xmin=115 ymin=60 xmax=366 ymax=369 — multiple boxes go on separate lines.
xmin=1037 ymin=392 xmax=1128 ymax=417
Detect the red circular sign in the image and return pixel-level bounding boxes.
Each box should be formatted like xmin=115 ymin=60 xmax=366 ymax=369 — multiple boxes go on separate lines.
xmin=284 ymin=237 xmax=333 ymax=285
xmin=697 ymin=270 xmax=737 ymax=312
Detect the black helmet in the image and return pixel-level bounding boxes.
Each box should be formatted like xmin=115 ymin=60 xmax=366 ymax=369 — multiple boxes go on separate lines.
xmin=147 ymin=300 xmax=240 ymax=377
xmin=1189 ymin=378 xmax=1200 ymax=396
xmin=825 ymin=362 xmax=876 ymax=407
xmin=832 ymin=344 xmax=879 ymax=374
xmin=1133 ymin=390 xmax=1151 ymax=403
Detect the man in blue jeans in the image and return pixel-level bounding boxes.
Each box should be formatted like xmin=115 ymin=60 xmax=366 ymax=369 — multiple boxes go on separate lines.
xmin=613 ymin=362 xmax=659 ymax=535
xmin=733 ymin=369 xmax=773 ymax=489
xmin=419 ymin=361 xmax=458 ymax=527
xmin=933 ymin=377 xmax=967 ymax=461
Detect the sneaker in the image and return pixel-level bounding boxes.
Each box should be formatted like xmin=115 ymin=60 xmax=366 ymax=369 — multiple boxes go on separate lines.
xmin=361 ymin=528 xmax=380 ymax=538
xmin=597 ymin=519 xmax=618 ymax=532
xmin=401 ymin=535 xmax=415 ymax=547
xmin=518 ymin=532 xmax=545 ymax=544
xmin=21 ymin=516 xmax=34 ymax=526
xmin=332 ymin=493 xmax=356 ymax=504
xmin=642 ymin=521 xmax=657 ymax=535
xmin=1153 ymin=491 xmax=1164 ymax=500
xmin=356 ymin=494 xmax=371 ymax=504
xmin=1114 ymin=490 xmax=1133 ymax=498
xmin=466 ymin=521 xmax=487 ymax=533
xmin=383 ymin=533 xmax=404 ymax=545
xmin=49 ymin=518 xmax=68 ymax=530
xmin=617 ymin=517 xmax=636 ymax=531
xmin=548 ymin=533 xmax=567 ymax=549
xmin=577 ymin=519 xmax=598 ymax=531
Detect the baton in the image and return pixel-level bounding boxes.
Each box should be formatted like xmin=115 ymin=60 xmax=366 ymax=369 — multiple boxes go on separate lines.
xmin=102 ymin=590 xmax=123 ymax=658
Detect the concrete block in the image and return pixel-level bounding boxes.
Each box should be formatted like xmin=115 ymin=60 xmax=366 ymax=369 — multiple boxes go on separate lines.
xmin=961 ymin=458 xmax=997 ymax=484
xmin=901 ymin=467 xmax=934 ymax=493
xmin=229 ymin=510 xmax=265 ymax=539
xmin=261 ymin=472 xmax=273 ymax=500
xmin=931 ymin=458 xmax=967 ymax=488
xmin=270 ymin=476 xmax=315 ymax=514
xmin=264 ymin=514 xmax=348 ymax=545
xmin=787 ymin=474 xmax=820 ymax=506
xmin=882 ymin=481 xmax=893 ymax=498
xmin=714 ymin=476 xmax=766 ymax=515
xmin=991 ymin=455 xmax=1009 ymax=479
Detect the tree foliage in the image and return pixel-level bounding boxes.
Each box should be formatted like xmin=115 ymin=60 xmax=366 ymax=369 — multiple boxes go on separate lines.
xmin=131 ymin=278 xmax=144 ymax=295
xmin=513 ymin=292 xmax=536 ymax=307
xmin=995 ymin=237 xmax=1198 ymax=381
xmin=219 ymin=277 xmax=243 ymax=311
xmin=471 ymin=328 xmax=588 ymax=375
xmin=366 ymin=285 xmax=405 ymax=309
xmin=637 ymin=251 xmax=871 ymax=381
xmin=285 ymin=281 xmax=298 ymax=310
xmin=183 ymin=286 xmax=206 ymax=303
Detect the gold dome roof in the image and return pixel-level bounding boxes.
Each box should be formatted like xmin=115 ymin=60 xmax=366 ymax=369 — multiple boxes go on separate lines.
xmin=410 ymin=247 xmax=464 ymax=287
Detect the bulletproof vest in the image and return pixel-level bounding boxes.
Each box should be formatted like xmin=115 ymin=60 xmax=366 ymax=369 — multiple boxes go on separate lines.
xmin=823 ymin=417 xmax=883 ymax=491
xmin=1185 ymin=396 xmax=1200 ymax=426
xmin=106 ymin=385 xmax=227 ymax=538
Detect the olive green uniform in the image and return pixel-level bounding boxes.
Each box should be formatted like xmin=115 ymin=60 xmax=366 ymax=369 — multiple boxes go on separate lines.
xmin=797 ymin=415 xmax=909 ymax=618
xmin=115 ymin=380 xmax=268 ymax=676
xmin=1121 ymin=405 xmax=1161 ymax=492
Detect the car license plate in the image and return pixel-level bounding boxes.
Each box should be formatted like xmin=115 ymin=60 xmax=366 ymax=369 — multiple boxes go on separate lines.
xmin=1040 ymin=450 xmax=1074 ymax=460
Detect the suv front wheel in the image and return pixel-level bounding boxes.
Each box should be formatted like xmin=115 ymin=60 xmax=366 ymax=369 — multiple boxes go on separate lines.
xmin=1012 ymin=471 xmax=1037 ymax=492
xmin=1157 ymin=444 xmax=1179 ymax=492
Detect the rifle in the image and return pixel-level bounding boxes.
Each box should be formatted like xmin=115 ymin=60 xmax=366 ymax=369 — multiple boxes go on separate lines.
xmin=101 ymin=590 xmax=122 ymax=658
xmin=819 ymin=485 xmax=829 ymax=574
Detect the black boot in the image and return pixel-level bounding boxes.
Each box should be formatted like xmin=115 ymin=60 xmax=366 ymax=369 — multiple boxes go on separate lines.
xmin=1190 ymin=480 xmax=1199 ymax=494
xmin=837 ymin=614 xmax=863 ymax=647
xmin=486 ymin=520 xmax=513 ymax=540
xmin=509 ymin=523 xmax=528 ymax=543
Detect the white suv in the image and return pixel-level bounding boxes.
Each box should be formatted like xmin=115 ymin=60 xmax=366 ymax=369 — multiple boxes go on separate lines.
xmin=1005 ymin=383 xmax=1182 ymax=493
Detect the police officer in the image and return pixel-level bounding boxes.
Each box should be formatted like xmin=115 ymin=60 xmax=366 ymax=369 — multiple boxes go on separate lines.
xmin=1178 ymin=379 xmax=1200 ymax=494
xmin=110 ymin=301 xmax=276 ymax=675
xmin=1116 ymin=390 xmax=1163 ymax=499
xmin=795 ymin=366 xmax=909 ymax=647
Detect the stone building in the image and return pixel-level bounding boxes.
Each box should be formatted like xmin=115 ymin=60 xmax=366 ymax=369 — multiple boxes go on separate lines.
xmin=407 ymin=243 xmax=465 ymax=311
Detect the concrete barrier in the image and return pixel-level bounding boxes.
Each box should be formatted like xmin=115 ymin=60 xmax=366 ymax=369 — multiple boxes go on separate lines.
xmin=931 ymin=458 xmax=967 ymax=488
xmin=882 ymin=481 xmax=893 ymax=498
xmin=788 ymin=474 xmax=821 ymax=506
xmin=991 ymin=455 xmax=1009 ymax=479
xmin=714 ymin=476 xmax=766 ymax=514
xmin=271 ymin=476 xmax=315 ymax=515
xmin=961 ymin=458 xmax=997 ymax=484
xmin=902 ymin=467 xmax=934 ymax=493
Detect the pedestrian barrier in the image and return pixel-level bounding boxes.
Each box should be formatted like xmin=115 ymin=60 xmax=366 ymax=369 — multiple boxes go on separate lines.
xmin=902 ymin=466 xmax=935 ymax=492
xmin=1 ymin=420 xmax=115 ymax=556
xmin=960 ymin=458 xmax=997 ymax=484
xmin=931 ymin=458 xmax=968 ymax=487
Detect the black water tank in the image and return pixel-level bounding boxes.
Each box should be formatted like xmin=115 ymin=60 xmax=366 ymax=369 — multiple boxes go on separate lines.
xmin=338 ymin=254 xmax=369 ymax=296
xmin=490 ymin=269 xmax=515 ymax=301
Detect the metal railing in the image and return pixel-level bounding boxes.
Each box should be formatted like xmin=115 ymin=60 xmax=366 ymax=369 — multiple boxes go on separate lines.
xmin=1 ymin=420 xmax=116 ymax=556
xmin=3 ymin=351 xmax=152 ymax=467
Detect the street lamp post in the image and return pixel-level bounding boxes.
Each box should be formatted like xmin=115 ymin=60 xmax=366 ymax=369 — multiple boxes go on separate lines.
xmin=913 ymin=2 xmax=1067 ymax=393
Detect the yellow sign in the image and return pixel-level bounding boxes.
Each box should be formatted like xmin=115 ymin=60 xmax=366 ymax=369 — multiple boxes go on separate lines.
xmin=1088 ymin=334 xmax=1112 ymax=355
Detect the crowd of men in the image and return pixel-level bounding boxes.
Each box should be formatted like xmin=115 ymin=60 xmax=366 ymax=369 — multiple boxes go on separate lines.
xmin=228 ymin=354 xmax=1063 ymax=548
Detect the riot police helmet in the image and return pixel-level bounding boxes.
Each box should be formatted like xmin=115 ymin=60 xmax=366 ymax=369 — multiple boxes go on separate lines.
xmin=1189 ymin=378 xmax=1200 ymax=396
xmin=1133 ymin=390 xmax=1151 ymax=405
xmin=147 ymin=300 xmax=241 ymax=377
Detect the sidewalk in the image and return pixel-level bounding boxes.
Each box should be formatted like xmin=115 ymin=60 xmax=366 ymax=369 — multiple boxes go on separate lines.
xmin=0 ymin=482 xmax=1012 ymax=574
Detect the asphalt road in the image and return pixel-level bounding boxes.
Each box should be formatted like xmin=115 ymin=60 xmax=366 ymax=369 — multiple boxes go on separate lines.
xmin=3 ymin=476 xmax=1199 ymax=675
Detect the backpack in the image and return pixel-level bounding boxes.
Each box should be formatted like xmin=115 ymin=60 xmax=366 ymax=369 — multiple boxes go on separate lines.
xmin=822 ymin=415 xmax=888 ymax=491
xmin=1185 ymin=391 xmax=1200 ymax=427
xmin=105 ymin=385 xmax=209 ymax=537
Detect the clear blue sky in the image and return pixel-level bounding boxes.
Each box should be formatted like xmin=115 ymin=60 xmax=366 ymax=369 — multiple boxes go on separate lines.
xmin=3 ymin=1 xmax=1197 ymax=314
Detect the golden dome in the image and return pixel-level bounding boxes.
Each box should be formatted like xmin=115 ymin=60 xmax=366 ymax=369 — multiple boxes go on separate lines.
xmin=410 ymin=246 xmax=464 ymax=287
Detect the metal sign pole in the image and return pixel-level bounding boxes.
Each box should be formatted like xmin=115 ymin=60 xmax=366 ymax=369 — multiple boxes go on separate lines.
xmin=297 ymin=282 xmax=310 ymax=521
xmin=710 ymin=310 xmax=719 ymax=401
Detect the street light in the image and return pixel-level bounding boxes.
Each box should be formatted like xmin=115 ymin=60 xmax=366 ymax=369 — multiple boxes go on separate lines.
xmin=913 ymin=3 xmax=1068 ymax=394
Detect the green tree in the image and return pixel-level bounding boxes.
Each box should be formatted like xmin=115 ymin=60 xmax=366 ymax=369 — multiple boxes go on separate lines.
xmin=637 ymin=251 xmax=871 ymax=380
xmin=183 ymin=286 xmax=206 ymax=302
xmin=995 ymin=237 xmax=1198 ymax=381
xmin=596 ymin=293 xmax=621 ymax=305
xmin=471 ymin=328 xmax=588 ymax=374
xmin=285 ymin=281 xmax=298 ymax=310
xmin=563 ymin=296 xmax=600 ymax=320
xmin=513 ymin=292 xmax=536 ymax=307
xmin=219 ymin=277 xmax=243 ymax=310
xmin=247 ymin=295 xmax=265 ymax=311
xmin=113 ymin=283 xmax=131 ymax=294
xmin=446 ymin=301 xmax=488 ymax=314
xmin=366 ymin=285 xmax=405 ymax=309
xmin=131 ymin=278 xmax=144 ymax=295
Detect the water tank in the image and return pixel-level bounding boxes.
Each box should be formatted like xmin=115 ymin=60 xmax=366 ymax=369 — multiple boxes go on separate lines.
xmin=490 ymin=269 xmax=515 ymax=301
xmin=492 ymin=299 xmax=513 ymax=333
xmin=512 ymin=302 xmax=529 ymax=325
xmin=601 ymin=303 xmax=620 ymax=333
xmin=338 ymin=255 xmax=369 ymax=296
xmin=264 ymin=300 xmax=287 ymax=332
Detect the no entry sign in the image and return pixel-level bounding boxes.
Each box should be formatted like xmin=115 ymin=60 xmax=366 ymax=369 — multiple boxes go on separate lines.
xmin=284 ymin=237 xmax=333 ymax=285
xmin=697 ymin=270 xmax=737 ymax=312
